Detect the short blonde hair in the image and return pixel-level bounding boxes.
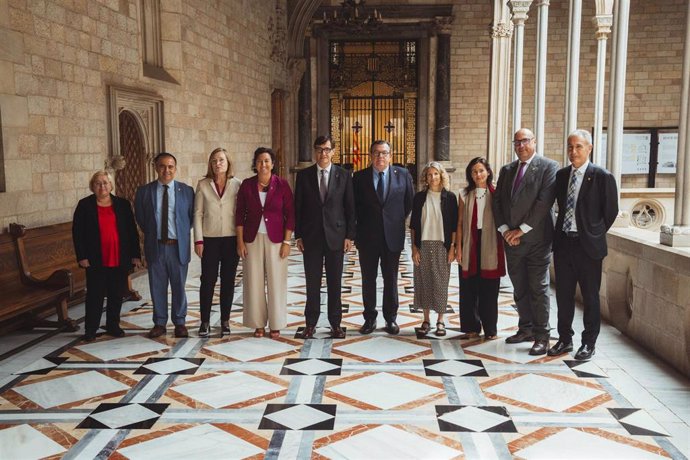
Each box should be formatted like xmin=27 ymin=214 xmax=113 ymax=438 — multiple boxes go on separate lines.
xmin=421 ymin=161 xmax=450 ymax=191
xmin=89 ymin=170 xmax=113 ymax=193
xmin=205 ymin=147 xmax=234 ymax=180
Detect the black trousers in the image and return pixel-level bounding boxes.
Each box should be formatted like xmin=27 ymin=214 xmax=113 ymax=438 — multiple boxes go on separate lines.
xmin=359 ymin=240 xmax=401 ymax=323
xmin=554 ymin=234 xmax=602 ymax=345
xmin=84 ymin=266 xmax=127 ymax=335
xmin=303 ymin=236 xmax=344 ymax=328
xmin=459 ymin=229 xmax=500 ymax=336
xmin=199 ymin=236 xmax=239 ymax=323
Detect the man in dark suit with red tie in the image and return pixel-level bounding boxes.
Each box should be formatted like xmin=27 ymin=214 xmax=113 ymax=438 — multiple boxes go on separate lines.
xmin=548 ymin=129 xmax=618 ymax=360
xmin=295 ymin=136 xmax=356 ymax=339
xmin=353 ymin=140 xmax=414 ymax=335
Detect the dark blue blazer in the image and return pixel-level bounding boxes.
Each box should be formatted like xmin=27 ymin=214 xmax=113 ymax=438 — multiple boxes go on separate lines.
xmin=134 ymin=180 xmax=194 ymax=264
xmin=353 ymin=165 xmax=414 ymax=252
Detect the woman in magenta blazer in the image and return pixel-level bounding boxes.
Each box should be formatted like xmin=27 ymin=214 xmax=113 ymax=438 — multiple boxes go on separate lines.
xmin=236 ymin=147 xmax=294 ymax=339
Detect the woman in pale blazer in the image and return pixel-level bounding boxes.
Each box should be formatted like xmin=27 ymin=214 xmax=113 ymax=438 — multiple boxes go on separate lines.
xmin=193 ymin=147 xmax=241 ymax=337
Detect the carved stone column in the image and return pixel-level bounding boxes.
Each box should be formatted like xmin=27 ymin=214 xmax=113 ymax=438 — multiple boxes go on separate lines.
xmin=488 ymin=0 xmax=513 ymax=168
xmin=607 ymin=0 xmax=630 ymax=203
xmin=661 ymin=0 xmax=690 ymax=247
xmin=508 ymin=0 xmax=533 ymax=136
xmin=297 ymin=39 xmax=312 ymax=164
xmin=592 ymin=0 xmax=613 ymax=165
xmin=563 ymin=0 xmax=582 ymax=162
xmin=534 ymin=0 xmax=550 ymax=155
xmin=434 ymin=27 xmax=452 ymax=162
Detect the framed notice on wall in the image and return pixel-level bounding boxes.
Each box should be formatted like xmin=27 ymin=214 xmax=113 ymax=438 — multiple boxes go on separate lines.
xmin=657 ymin=132 xmax=678 ymax=174
xmin=598 ymin=127 xmax=677 ymax=187
xmin=598 ymin=132 xmax=651 ymax=174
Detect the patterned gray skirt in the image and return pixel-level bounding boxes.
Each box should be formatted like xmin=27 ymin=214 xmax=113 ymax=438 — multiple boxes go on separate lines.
xmin=413 ymin=240 xmax=450 ymax=313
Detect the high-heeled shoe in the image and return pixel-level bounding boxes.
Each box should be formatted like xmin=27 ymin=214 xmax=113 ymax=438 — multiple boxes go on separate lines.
xmin=269 ymin=329 xmax=280 ymax=339
xmin=254 ymin=328 xmax=265 ymax=338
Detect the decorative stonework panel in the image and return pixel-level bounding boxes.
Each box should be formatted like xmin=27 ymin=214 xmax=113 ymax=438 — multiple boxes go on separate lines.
xmin=630 ymin=199 xmax=665 ymax=230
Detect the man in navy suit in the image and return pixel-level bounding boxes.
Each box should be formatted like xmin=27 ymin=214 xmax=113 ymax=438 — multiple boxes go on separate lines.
xmin=135 ymin=152 xmax=195 ymax=339
xmin=494 ymin=128 xmax=558 ymax=356
xmin=548 ymin=129 xmax=618 ymax=360
xmin=353 ymin=140 xmax=414 ymax=335
xmin=295 ymin=135 xmax=355 ymax=339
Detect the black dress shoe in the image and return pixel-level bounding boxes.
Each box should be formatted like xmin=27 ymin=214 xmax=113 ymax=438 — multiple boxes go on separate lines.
xmin=198 ymin=322 xmax=210 ymax=338
xmin=574 ymin=343 xmax=596 ymax=360
xmin=529 ymin=339 xmax=549 ymax=356
xmin=505 ymin=331 xmax=534 ymax=344
xmin=105 ymin=326 xmax=125 ymax=338
xmin=220 ymin=320 xmax=231 ymax=336
xmin=547 ymin=340 xmax=573 ymax=356
xmin=359 ymin=320 xmax=376 ymax=335
xmin=82 ymin=333 xmax=97 ymax=342
xmin=384 ymin=321 xmax=400 ymax=335
xmin=331 ymin=326 xmax=346 ymax=339
xmin=302 ymin=325 xmax=316 ymax=339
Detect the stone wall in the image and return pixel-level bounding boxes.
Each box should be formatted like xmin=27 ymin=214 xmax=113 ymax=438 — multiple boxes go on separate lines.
xmin=603 ymin=228 xmax=690 ymax=376
xmin=0 ymin=0 xmax=284 ymax=230
xmin=448 ymin=0 xmax=686 ymax=190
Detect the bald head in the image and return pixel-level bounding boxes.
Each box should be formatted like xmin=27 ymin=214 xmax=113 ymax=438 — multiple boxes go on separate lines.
xmin=513 ymin=128 xmax=537 ymax=162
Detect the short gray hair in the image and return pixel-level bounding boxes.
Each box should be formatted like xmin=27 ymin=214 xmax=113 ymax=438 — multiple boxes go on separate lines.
xmin=568 ymin=129 xmax=592 ymax=145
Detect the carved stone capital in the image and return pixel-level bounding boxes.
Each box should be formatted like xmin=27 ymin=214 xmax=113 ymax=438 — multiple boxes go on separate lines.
xmin=490 ymin=21 xmax=513 ymax=38
xmin=592 ymin=14 xmax=613 ymax=40
xmin=534 ymin=0 xmax=550 ymax=7
xmin=508 ymin=0 xmax=533 ymax=25
xmin=286 ymin=57 xmax=307 ymax=93
xmin=432 ymin=16 xmax=454 ymax=35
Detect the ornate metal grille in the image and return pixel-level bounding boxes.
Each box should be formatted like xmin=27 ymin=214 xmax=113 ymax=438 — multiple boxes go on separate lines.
xmin=329 ymin=40 xmax=417 ymax=174
xmin=115 ymin=111 xmax=147 ymax=205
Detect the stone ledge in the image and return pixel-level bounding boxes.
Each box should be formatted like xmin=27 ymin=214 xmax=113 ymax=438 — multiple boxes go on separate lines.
xmin=603 ymin=228 xmax=690 ymax=377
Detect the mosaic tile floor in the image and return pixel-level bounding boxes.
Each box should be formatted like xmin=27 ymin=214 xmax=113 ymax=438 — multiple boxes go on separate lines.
xmin=0 ymin=241 xmax=688 ymax=459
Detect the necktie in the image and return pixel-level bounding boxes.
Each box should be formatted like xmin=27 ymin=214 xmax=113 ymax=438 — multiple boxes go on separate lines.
xmin=512 ymin=161 xmax=526 ymax=195
xmin=161 ymin=184 xmax=169 ymax=242
xmin=320 ymin=169 xmax=328 ymax=202
xmin=562 ymin=169 xmax=578 ymax=232
xmin=377 ymin=171 xmax=385 ymax=203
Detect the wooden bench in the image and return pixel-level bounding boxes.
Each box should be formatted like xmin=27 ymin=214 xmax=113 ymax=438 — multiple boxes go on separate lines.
xmin=13 ymin=221 xmax=143 ymax=305
xmin=0 ymin=223 xmax=78 ymax=331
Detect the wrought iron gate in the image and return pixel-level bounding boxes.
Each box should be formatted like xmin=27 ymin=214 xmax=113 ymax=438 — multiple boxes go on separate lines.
xmin=329 ymin=40 xmax=417 ymax=174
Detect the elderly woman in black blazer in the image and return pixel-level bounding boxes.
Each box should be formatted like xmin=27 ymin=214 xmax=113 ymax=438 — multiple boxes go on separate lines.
xmin=410 ymin=161 xmax=458 ymax=336
xmin=72 ymin=170 xmax=141 ymax=342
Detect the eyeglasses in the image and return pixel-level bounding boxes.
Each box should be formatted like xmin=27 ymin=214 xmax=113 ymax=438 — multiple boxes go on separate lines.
xmin=372 ymin=151 xmax=391 ymax=157
xmin=513 ymin=138 xmax=533 ymax=147
xmin=315 ymin=147 xmax=333 ymax=154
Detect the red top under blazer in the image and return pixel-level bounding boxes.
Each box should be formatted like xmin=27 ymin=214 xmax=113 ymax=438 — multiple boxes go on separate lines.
xmin=235 ymin=174 xmax=295 ymax=244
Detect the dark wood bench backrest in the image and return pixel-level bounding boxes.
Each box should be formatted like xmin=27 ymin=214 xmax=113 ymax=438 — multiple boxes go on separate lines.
xmin=0 ymin=231 xmax=21 ymax=291
xmin=17 ymin=221 xmax=86 ymax=297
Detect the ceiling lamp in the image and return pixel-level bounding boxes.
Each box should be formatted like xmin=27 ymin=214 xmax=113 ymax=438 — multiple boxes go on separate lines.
xmin=323 ymin=0 xmax=383 ymax=32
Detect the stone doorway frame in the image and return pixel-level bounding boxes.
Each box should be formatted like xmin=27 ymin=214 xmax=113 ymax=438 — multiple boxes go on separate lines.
xmin=107 ymin=85 xmax=165 ymax=189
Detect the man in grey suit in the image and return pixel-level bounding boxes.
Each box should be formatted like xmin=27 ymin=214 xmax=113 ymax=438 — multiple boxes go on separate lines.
xmin=135 ymin=152 xmax=195 ymax=339
xmin=295 ymin=135 xmax=356 ymax=339
xmin=493 ymin=128 xmax=558 ymax=355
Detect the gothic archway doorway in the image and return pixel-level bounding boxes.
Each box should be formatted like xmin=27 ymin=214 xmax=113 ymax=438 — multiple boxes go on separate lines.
xmin=329 ymin=40 xmax=418 ymax=179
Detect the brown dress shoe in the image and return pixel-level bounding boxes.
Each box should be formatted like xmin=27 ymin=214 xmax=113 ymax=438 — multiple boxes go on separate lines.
xmin=331 ymin=326 xmax=346 ymax=339
xmin=148 ymin=325 xmax=166 ymax=338
xmin=174 ymin=324 xmax=189 ymax=338
xmin=302 ymin=325 xmax=316 ymax=339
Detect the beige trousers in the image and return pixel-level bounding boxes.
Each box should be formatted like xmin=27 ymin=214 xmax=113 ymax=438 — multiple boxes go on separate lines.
xmin=242 ymin=232 xmax=288 ymax=330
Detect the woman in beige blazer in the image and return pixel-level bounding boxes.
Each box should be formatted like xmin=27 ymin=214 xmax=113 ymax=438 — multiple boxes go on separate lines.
xmin=193 ymin=148 xmax=242 ymax=337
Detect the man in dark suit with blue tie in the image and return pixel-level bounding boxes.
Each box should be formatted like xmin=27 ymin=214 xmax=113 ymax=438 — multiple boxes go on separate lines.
xmin=548 ymin=129 xmax=618 ymax=360
xmin=353 ymin=140 xmax=414 ymax=335
xmin=494 ymin=128 xmax=558 ymax=355
xmin=295 ymin=135 xmax=356 ymax=339
xmin=135 ymin=152 xmax=195 ymax=339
